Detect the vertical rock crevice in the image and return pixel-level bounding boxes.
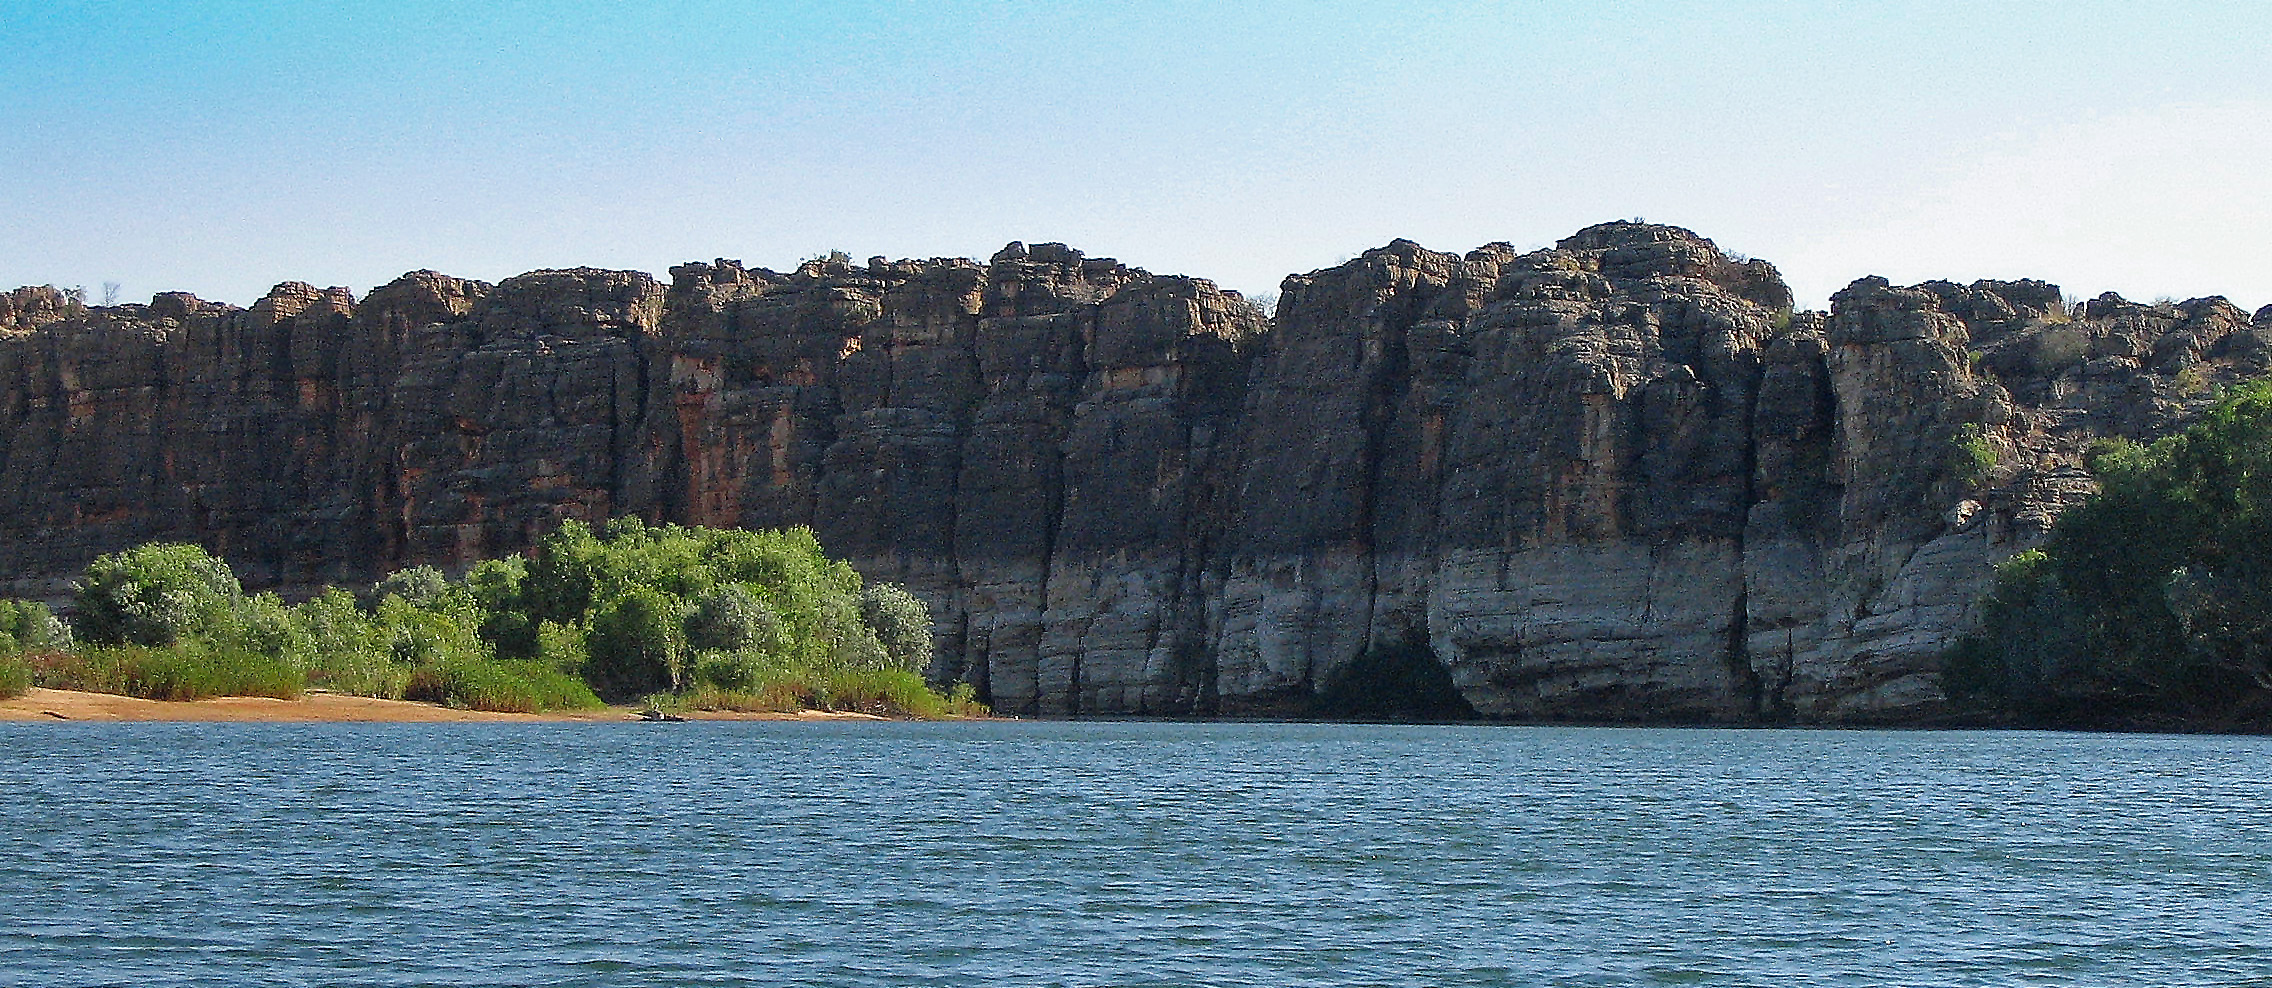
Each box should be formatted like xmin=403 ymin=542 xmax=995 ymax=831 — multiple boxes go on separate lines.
xmin=1724 ymin=338 xmax=1767 ymax=721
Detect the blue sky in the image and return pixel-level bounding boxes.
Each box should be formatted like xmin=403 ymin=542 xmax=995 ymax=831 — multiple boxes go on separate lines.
xmin=4 ymin=1 xmax=2266 ymax=310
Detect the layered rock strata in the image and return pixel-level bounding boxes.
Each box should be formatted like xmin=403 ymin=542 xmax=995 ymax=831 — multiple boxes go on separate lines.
xmin=4 ymin=225 xmax=2265 ymax=721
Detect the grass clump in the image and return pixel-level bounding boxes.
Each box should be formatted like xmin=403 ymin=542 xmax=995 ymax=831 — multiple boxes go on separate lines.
xmin=31 ymin=644 xmax=302 ymax=701
xmin=677 ymin=661 xmax=988 ymax=720
xmin=405 ymin=659 xmax=603 ymax=714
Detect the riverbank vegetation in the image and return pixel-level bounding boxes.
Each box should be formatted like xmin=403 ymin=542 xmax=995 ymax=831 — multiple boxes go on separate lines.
xmin=0 ymin=520 xmax=984 ymax=718
xmin=1945 ymin=380 xmax=2272 ymax=728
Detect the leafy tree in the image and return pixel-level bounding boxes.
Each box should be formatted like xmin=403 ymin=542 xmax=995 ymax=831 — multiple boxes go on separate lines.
xmin=858 ymin=583 xmax=933 ymax=673
xmin=293 ymin=588 xmax=379 ymax=654
xmin=521 ymin=520 xmax=610 ymax=626
xmin=0 ymin=654 xmax=26 ymax=699
xmin=1940 ymin=550 xmax=2090 ymax=713
xmin=465 ymin=557 xmax=537 ymax=658
xmin=208 ymin=591 xmax=312 ymax=664
xmin=685 ymin=583 xmax=781 ymax=653
xmin=290 ymin=587 xmax=403 ymax=696
xmin=534 ymin=620 xmax=588 ymax=674
xmin=72 ymin=543 xmax=243 ymax=646
xmin=464 ymin=557 xmax=527 ymax=610
xmin=372 ymin=565 xmax=455 ymax=610
xmin=1947 ymin=380 xmax=2272 ymax=722
xmin=372 ymin=595 xmax=489 ymax=668
xmin=585 ymin=586 xmax=686 ymax=699
xmin=828 ymin=629 xmax=891 ymax=673
xmin=0 ymin=599 xmax=71 ymax=652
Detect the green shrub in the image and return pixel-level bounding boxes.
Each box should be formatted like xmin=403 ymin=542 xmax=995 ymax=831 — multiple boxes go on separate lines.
xmin=1940 ymin=550 xmax=2092 ymax=715
xmin=827 ymin=630 xmax=891 ymax=673
xmin=858 ymin=583 xmax=933 ymax=673
xmin=373 ymin=595 xmax=489 ymax=667
xmin=1951 ymin=423 xmax=1999 ymax=486
xmin=691 ymin=647 xmax=776 ymax=692
xmin=37 ymin=520 xmax=973 ymax=717
xmin=139 ymin=645 xmax=304 ymax=701
xmin=72 ymin=543 xmax=243 ymax=646
xmin=406 ymin=660 xmax=537 ymax=713
xmin=465 ymin=556 xmax=527 ymax=607
xmin=25 ymin=648 xmax=128 ymax=694
xmin=521 ymin=518 xmax=718 ymax=624
xmin=684 ymin=583 xmax=780 ymax=653
xmin=314 ymin=656 xmax=412 ymax=699
xmin=533 ymin=620 xmax=589 ymax=674
xmin=812 ymin=667 xmax=987 ymax=718
xmin=520 ymin=520 xmax=610 ymax=625
xmin=0 ymin=599 xmax=71 ymax=652
xmin=466 ymin=557 xmax=537 ymax=658
xmin=287 ymin=588 xmax=404 ymax=696
xmin=678 ymin=682 xmax=806 ymax=714
xmin=372 ymin=565 xmax=456 ymax=610
xmin=508 ymin=661 xmax=604 ymax=710
xmin=204 ymin=591 xmax=311 ymax=664
xmin=0 ymin=653 xmax=30 ymax=699
xmin=585 ymin=587 xmax=686 ymax=699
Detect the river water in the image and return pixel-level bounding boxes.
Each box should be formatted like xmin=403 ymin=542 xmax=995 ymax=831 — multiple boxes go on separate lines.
xmin=2 ymin=721 xmax=2267 ymax=986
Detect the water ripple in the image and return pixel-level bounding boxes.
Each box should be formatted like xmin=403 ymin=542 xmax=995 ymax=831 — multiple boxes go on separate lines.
xmin=4 ymin=722 xmax=2271 ymax=986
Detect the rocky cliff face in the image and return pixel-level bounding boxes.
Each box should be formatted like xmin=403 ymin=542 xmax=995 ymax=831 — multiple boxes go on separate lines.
xmin=5 ymin=225 xmax=2266 ymax=721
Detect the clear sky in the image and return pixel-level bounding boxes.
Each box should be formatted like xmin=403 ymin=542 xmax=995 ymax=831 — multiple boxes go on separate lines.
xmin=4 ymin=1 xmax=2267 ymax=312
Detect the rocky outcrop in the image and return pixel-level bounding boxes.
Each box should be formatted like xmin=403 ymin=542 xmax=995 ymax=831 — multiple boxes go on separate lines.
xmin=4 ymin=224 xmax=2264 ymax=722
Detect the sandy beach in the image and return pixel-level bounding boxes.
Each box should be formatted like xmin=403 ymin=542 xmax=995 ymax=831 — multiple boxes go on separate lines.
xmin=0 ymin=688 xmax=894 ymax=723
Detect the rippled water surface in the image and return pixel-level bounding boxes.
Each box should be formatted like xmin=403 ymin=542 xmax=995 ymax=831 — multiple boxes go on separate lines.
xmin=5 ymin=721 xmax=2271 ymax=986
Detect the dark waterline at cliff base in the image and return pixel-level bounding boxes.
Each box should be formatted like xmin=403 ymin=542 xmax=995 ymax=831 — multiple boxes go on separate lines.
xmin=5 ymin=221 xmax=2270 ymax=724
xmin=6 ymin=720 xmax=2270 ymax=987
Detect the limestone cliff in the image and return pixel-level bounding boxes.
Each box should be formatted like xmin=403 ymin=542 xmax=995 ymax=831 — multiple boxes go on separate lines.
xmin=4 ymin=225 xmax=2265 ymax=721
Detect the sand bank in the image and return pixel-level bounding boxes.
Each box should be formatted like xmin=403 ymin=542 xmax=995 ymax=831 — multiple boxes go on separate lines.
xmin=0 ymin=688 xmax=894 ymax=724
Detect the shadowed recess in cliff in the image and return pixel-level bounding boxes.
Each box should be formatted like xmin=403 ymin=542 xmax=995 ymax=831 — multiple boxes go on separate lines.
xmin=1310 ymin=638 xmax=1478 ymax=721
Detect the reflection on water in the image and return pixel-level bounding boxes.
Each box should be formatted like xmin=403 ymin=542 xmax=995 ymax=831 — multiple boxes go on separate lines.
xmin=4 ymin=721 xmax=2269 ymax=987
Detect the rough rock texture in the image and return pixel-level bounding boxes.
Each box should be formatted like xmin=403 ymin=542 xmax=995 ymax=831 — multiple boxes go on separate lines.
xmin=4 ymin=224 xmax=2265 ymax=721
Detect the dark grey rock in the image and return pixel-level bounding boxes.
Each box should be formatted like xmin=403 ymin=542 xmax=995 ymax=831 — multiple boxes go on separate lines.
xmin=0 ymin=225 xmax=2256 ymax=722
